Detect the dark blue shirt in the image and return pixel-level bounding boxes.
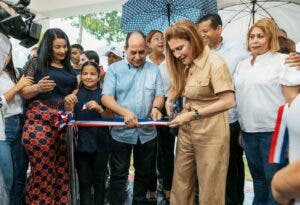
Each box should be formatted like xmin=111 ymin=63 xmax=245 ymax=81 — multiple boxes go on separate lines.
xmin=34 ymin=66 xmax=77 ymax=109
xmin=75 ymin=87 xmax=111 ymax=153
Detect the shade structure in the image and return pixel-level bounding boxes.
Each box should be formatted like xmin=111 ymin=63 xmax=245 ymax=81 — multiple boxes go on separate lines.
xmin=121 ymin=0 xmax=217 ymax=34
xmin=217 ymin=0 xmax=300 ymax=43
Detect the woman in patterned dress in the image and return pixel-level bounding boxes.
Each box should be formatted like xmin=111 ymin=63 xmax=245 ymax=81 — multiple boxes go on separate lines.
xmin=20 ymin=28 xmax=77 ymax=204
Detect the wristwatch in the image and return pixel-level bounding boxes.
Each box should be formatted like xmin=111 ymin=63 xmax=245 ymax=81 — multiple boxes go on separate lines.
xmin=193 ymin=109 xmax=201 ymax=120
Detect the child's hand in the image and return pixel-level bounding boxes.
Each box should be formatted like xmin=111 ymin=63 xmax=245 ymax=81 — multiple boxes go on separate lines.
xmin=64 ymin=94 xmax=78 ymax=106
xmin=86 ymin=100 xmax=104 ymax=113
xmin=15 ymin=75 xmax=34 ymax=90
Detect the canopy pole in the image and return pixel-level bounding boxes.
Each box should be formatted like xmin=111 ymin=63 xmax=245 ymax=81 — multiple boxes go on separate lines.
xmin=251 ymin=0 xmax=256 ymax=24
xmin=167 ymin=3 xmax=171 ymax=26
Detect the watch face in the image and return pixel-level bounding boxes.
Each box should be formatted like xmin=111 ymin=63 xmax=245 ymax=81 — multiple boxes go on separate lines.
xmin=194 ymin=110 xmax=201 ymax=120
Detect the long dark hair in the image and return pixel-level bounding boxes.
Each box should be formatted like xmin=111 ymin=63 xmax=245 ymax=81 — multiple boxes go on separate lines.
xmin=37 ymin=28 xmax=72 ymax=73
xmin=82 ymin=50 xmax=99 ymax=64
xmin=5 ymin=54 xmax=18 ymax=83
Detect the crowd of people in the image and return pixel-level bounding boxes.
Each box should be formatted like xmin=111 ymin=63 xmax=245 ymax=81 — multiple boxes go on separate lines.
xmin=1 ymin=1 xmax=300 ymax=204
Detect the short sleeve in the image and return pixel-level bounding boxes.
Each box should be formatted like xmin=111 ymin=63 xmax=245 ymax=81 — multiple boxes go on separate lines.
xmin=279 ymin=63 xmax=300 ymax=86
xmin=155 ymin=69 xmax=164 ymax=97
xmin=210 ymin=62 xmax=235 ymax=94
xmin=102 ymin=66 xmax=117 ymax=97
xmin=23 ymin=57 xmax=38 ymax=78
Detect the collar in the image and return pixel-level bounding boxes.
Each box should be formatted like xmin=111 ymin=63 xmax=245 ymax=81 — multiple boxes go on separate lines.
xmin=251 ymin=51 xmax=273 ymax=64
xmin=193 ymin=46 xmax=211 ymax=70
xmin=125 ymin=58 xmax=146 ymax=70
xmin=214 ymin=37 xmax=224 ymax=51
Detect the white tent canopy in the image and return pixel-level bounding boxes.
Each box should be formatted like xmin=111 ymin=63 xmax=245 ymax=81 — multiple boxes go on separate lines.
xmin=25 ymin=0 xmax=300 ymax=43
xmin=217 ymin=0 xmax=300 ymax=43
xmin=29 ymin=0 xmax=123 ymax=18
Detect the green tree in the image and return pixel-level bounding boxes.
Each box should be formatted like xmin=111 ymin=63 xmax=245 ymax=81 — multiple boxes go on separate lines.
xmin=67 ymin=11 xmax=125 ymax=45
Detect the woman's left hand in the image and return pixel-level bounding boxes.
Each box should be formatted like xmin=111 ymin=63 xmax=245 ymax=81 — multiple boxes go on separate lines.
xmin=169 ymin=111 xmax=194 ymax=127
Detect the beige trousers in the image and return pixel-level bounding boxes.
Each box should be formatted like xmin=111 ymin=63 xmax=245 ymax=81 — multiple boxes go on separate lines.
xmin=170 ymin=115 xmax=229 ymax=205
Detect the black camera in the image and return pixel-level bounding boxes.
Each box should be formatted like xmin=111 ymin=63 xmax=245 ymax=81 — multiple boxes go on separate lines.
xmin=0 ymin=0 xmax=42 ymax=48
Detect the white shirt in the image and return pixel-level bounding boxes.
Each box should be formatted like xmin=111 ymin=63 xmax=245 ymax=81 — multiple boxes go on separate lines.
xmin=0 ymin=71 xmax=23 ymax=117
xmin=0 ymin=95 xmax=7 ymax=140
xmin=234 ymin=51 xmax=293 ymax=132
xmin=215 ymin=39 xmax=249 ymax=123
xmin=147 ymin=58 xmax=171 ymax=96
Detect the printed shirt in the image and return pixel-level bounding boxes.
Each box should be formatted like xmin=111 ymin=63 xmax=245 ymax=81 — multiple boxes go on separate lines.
xmin=102 ymin=59 xmax=164 ymax=144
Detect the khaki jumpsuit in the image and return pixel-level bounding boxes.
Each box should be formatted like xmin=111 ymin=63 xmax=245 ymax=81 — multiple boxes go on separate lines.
xmin=170 ymin=47 xmax=234 ymax=205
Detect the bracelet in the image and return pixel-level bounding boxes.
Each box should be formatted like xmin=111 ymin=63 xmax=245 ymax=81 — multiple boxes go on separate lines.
xmin=193 ymin=109 xmax=201 ymax=120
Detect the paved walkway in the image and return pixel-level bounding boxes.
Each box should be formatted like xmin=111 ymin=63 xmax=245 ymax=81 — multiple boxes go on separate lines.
xmin=105 ymin=176 xmax=254 ymax=205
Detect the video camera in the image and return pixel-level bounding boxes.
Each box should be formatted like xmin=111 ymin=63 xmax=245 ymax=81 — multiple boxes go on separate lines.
xmin=0 ymin=0 xmax=42 ymax=48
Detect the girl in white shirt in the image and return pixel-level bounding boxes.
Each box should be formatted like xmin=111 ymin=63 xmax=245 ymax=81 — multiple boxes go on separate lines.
xmin=234 ymin=18 xmax=296 ymax=205
xmin=0 ymin=40 xmax=33 ymax=203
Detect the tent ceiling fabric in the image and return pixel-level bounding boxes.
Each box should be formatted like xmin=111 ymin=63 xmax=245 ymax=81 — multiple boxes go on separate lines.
xmin=29 ymin=0 xmax=123 ymax=18
xmin=217 ymin=0 xmax=300 ymax=9
xmin=28 ymin=0 xmax=299 ymax=42
xmin=217 ymin=0 xmax=300 ymax=42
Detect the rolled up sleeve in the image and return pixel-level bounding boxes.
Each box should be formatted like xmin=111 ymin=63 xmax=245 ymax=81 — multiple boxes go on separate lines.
xmin=211 ymin=63 xmax=235 ymax=94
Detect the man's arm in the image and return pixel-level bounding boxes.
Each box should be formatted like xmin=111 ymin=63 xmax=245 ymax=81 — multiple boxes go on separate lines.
xmin=272 ymin=160 xmax=300 ymax=204
xmin=151 ymin=68 xmax=164 ymax=120
xmin=151 ymin=95 xmax=164 ymax=121
xmin=101 ymin=95 xmax=139 ymax=128
xmin=101 ymin=65 xmax=139 ymax=128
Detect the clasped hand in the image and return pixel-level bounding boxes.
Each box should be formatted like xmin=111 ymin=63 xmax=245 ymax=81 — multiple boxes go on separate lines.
xmin=37 ymin=76 xmax=56 ymax=93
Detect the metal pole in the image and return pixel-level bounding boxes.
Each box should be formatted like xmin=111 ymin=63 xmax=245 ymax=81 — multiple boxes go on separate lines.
xmin=67 ymin=127 xmax=78 ymax=205
xmin=251 ymin=0 xmax=256 ymax=24
xmin=167 ymin=3 xmax=171 ymax=26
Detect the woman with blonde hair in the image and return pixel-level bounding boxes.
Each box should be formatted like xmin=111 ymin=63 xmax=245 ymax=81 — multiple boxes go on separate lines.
xmin=164 ymin=20 xmax=235 ymax=205
xmin=234 ymin=18 xmax=299 ymax=204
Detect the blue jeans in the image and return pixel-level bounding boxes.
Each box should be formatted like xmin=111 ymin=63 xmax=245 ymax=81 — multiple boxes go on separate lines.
xmin=5 ymin=114 xmax=28 ymax=205
xmin=0 ymin=140 xmax=13 ymax=192
xmin=242 ymin=131 xmax=285 ymax=205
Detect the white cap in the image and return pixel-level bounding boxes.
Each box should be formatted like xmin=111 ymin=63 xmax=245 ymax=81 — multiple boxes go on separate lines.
xmin=105 ymin=46 xmax=123 ymax=58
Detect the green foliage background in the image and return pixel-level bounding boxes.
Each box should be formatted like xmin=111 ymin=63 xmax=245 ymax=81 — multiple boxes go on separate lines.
xmin=67 ymin=11 xmax=125 ymax=44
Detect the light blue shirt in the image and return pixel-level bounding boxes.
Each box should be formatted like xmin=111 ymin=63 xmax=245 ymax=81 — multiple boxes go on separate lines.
xmin=102 ymin=59 xmax=164 ymax=144
xmin=215 ymin=39 xmax=249 ymax=123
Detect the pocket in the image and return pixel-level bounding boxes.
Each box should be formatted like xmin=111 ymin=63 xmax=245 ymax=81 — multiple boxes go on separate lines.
xmin=185 ymin=78 xmax=212 ymax=98
xmin=198 ymin=78 xmax=210 ymax=86
xmin=145 ymin=82 xmax=156 ymax=97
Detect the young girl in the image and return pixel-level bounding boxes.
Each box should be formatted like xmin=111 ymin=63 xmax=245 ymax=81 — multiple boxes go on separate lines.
xmin=64 ymin=61 xmax=112 ymax=205
xmin=0 ymin=32 xmax=33 ymax=204
xmin=0 ymin=75 xmax=32 ymax=204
